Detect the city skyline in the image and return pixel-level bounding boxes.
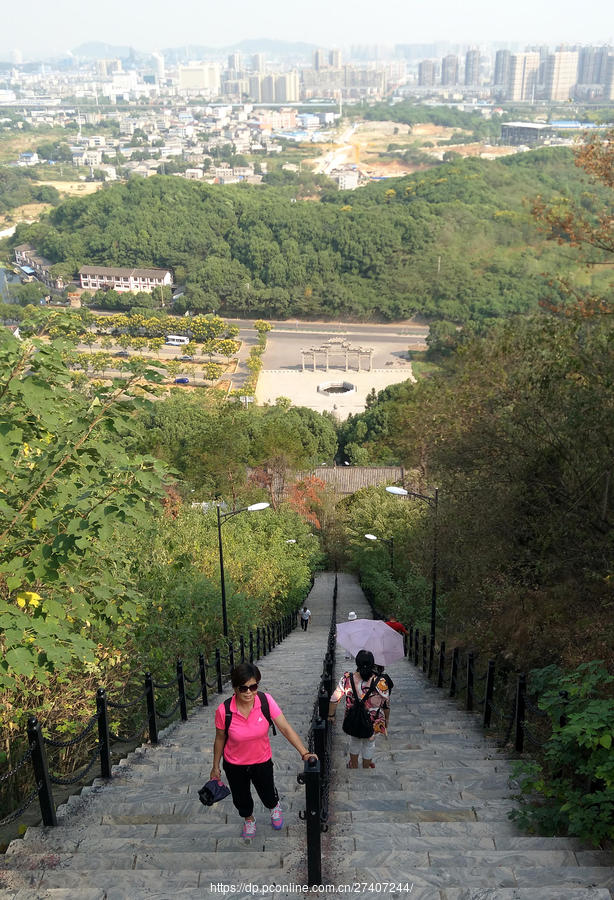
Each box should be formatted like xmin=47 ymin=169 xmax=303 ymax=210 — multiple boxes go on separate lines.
xmin=1 ymin=0 xmax=611 ymax=61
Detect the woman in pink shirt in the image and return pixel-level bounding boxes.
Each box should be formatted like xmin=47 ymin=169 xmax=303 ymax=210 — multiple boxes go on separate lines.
xmin=210 ymin=662 xmax=317 ymax=839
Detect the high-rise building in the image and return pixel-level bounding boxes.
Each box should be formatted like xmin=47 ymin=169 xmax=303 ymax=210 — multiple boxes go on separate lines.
xmin=251 ymin=53 xmax=265 ymax=74
xmin=261 ymin=75 xmax=275 ymax=102
xmin=418 ymin=59 xmax=436 ymax=86
xmin=605 ymin=54 xmax=614 ymax=100
xmin=275 ymin=73 xmax=299 ymax=103
xmin=313 ymin=49 xmax=328 ymax=71
xmin=577 ymin=45 xmax=610 ymax=85
xmin=544 ymin=50 xmax=579 ymax=100
xmin=329 ymin=48 xmax=342 ymax=67
xmin=248 ymin=75 xmax=262 ymax=102
xmin=227 ymin=52 xmax=241 ymax=71
xmin=152 ymin=51 xmax=165 ymax=84
xmin=494 ymin=49 xmax=511 ymax=87
xmin=465 ymin=49 xmax=480 ymax=85
xmin=507 ymin=52 xmax=540 ymax=101
xmin=178 ymin=64 xmax=220 ymax=95
xmin=441 ymin=54 xmax=459 ymax=85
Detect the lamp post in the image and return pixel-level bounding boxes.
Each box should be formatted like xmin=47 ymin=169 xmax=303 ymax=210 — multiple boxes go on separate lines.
xmin=217 ymin=501 xmax=269 ymax=637
xmin=364 ymin=533 xmax=394 ymax=573
xmin=386 ymin=485 xmax=439 ymax=675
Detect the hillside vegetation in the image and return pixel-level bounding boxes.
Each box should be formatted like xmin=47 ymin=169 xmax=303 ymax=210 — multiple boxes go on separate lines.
xmin=10 ymin=147 xmax=609 ymax=322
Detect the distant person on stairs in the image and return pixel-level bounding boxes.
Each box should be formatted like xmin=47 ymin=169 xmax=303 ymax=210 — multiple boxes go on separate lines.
xmin=300 ymin=606 xmax=312 ymax=631
xmin=210 ymin=662 xmax=318 ymax=839
xmin=345 ymin=611 xmax=357 ymax=659
xmin=327 ymin=649 xmax=390 ymax=769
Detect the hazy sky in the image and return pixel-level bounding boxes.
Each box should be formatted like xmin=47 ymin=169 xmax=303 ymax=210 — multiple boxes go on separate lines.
xmin=2 ymin=0 xmax=612 ymax=59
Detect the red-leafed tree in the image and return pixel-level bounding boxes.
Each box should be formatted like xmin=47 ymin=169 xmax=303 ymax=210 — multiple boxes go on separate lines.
xmin=286 ymin=476 xmax=327 ymax=529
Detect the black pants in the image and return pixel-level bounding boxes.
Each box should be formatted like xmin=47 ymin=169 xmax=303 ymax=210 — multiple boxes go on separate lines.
xmin=301 ymin=618 xmax=308 ymax=630
xmin=223 ymin=758 xmax=278 ymax=818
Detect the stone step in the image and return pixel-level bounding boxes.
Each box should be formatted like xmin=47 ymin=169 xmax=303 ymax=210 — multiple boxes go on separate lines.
xmin=12 ymin=890 xmax=105 ymax=900
xmin=345 ymin=864 xmax=614 ymax=891
xmin=3 ymin=849 xmax=285 ymax=872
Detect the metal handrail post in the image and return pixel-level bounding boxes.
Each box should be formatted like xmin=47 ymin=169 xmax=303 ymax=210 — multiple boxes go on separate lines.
xmin=483 ymin=660 xmax=495 ymax=728
xmin=300 ymin=757 xmax=322 ymax=887
xmin=199 ymin=653 xmax=208 ymax=707
xmin=27 ymin=717 xmax=57 ymax=826
xmin=177 ymin=658 xmax=188 ymax=721
xmin=466 ymin=652 xmax=474 ymax=712
xmin=450 ymin=648 xmax=459 ymax=698
xmin=96 ymin=688 xmax=111 ymax=779
xmin=145 ymin=672 xmax=158 ymax=744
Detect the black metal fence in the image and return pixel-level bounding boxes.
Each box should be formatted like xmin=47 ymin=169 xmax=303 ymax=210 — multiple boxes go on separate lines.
xmin=298 ymin=573 xmax=338 ymax=887
xmin=404 ymin=625 xmax=565 ymax=754
xmin=1 ymin=613 xmax=298 ymax=829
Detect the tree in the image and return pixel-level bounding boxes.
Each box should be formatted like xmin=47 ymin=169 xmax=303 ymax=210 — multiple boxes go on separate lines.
xmin=0 ymin=331 xmax=168 ymax=692
xmin=533 ymin=127 xmax=614 ymax=316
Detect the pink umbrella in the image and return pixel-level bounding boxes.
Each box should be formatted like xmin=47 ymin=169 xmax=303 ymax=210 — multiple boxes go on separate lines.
xmin=336 ymin=618 xmax=404 ymax=666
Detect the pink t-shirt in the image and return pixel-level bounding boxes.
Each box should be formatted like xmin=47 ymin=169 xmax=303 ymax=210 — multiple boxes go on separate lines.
xmin=215 ymin=692 xmax=282 ymax=765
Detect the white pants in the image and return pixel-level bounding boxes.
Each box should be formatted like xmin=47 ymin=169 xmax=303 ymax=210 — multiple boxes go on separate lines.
xmin=348 ymin=735 xmax=375 ymax=760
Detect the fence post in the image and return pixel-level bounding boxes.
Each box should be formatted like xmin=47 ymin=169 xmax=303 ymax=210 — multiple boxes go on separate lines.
xmin=27 ymin=717 xmax=57 ymax=827
xmin=177 ymin=658 xmax=188 ymax=722
xmin=240 ymin=635 xmax=245 ymax=664
xmin=270 ymin=624 xmax=275 ymax=650
xmin=414 ymin=629 xmax=419 ymax=666
xmin=450 ymin=648 xmax=459 ymax=697
xmin=96 ymin=688 xmax=111 ymax=779
xmin=437 ymin=640 xmax=446 ymax=689
xmin=408 ymin=626 xmax=413 ymax=656
xmin=228 ymin=640 xmax=235 ymax=673
xmin=215 ymin=648 xmax=223 ymax=694
xmin=514 ymin=673 xmax=526 ymax=752
xmin=483 ymin=659 xmax=495 ymax=728
xmin=256 ymin=627 xmax=261 ymax=659
xmin=249 ymin=631 xmax=254 ymax=664
xmin=145 ymin=672 xmax=158 ymax=744
xmin=466 ymin=652 xmax=474 ymax=712
xmin=199 ymin=653 xmax=208 ymax=707
xmin=422 ymin=634 xmax=427 ymax=673
xmin=300 ymin=757 xmax=322 ymax=887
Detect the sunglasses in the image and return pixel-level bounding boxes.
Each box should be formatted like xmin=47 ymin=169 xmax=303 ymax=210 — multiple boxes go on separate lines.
xmin=238 ymin=682 xmax=259 ymax=694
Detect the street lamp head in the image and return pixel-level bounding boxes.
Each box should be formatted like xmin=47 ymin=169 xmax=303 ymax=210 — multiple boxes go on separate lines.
xmin=386 ymin=486 xmax=408 ymax=496
xmin=247 ymin=502 xmax=270 ymax=512
xmin=364 ymin=533 xmax=378 ymax=541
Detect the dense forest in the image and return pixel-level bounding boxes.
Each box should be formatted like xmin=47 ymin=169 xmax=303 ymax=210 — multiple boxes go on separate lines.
xmin=9 ymin=147 xmax=609 ymax=322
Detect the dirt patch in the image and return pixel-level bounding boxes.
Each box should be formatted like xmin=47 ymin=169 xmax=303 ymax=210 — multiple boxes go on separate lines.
xmin=0 ymin=202 xmax=53 ymax=229
xmin=37 ymin=180 xmax=103 ymax=197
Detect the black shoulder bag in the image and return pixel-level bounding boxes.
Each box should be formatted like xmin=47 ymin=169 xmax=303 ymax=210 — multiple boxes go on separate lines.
xmin=342 ymin=675 xmax=378 ymax=739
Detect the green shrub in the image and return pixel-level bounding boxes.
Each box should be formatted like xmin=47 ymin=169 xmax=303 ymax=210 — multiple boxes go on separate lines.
xmin=510 ymin=661 xmax=614 ymax=845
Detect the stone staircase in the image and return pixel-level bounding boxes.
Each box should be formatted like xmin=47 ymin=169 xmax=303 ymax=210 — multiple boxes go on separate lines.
xmin=2 ymin=571 xmax=613 ymax=899
xmin=330 ymin=573 xmax=614 ymax=899
xmin=0 ymin=572 xmax=337 ymax=899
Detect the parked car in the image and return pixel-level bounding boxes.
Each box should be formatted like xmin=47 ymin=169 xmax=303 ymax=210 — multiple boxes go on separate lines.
xmin=174 ymin=377 xmax=190 ymax=384
xmin=114 ymin=350 xmax=130 ymax=358
xmin=179 ymin=355 xmax=194 ymax=361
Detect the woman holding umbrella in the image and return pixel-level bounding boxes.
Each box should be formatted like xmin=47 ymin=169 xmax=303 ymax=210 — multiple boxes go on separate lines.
xmin=327 ymin=649 xmax=390 ymax=769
